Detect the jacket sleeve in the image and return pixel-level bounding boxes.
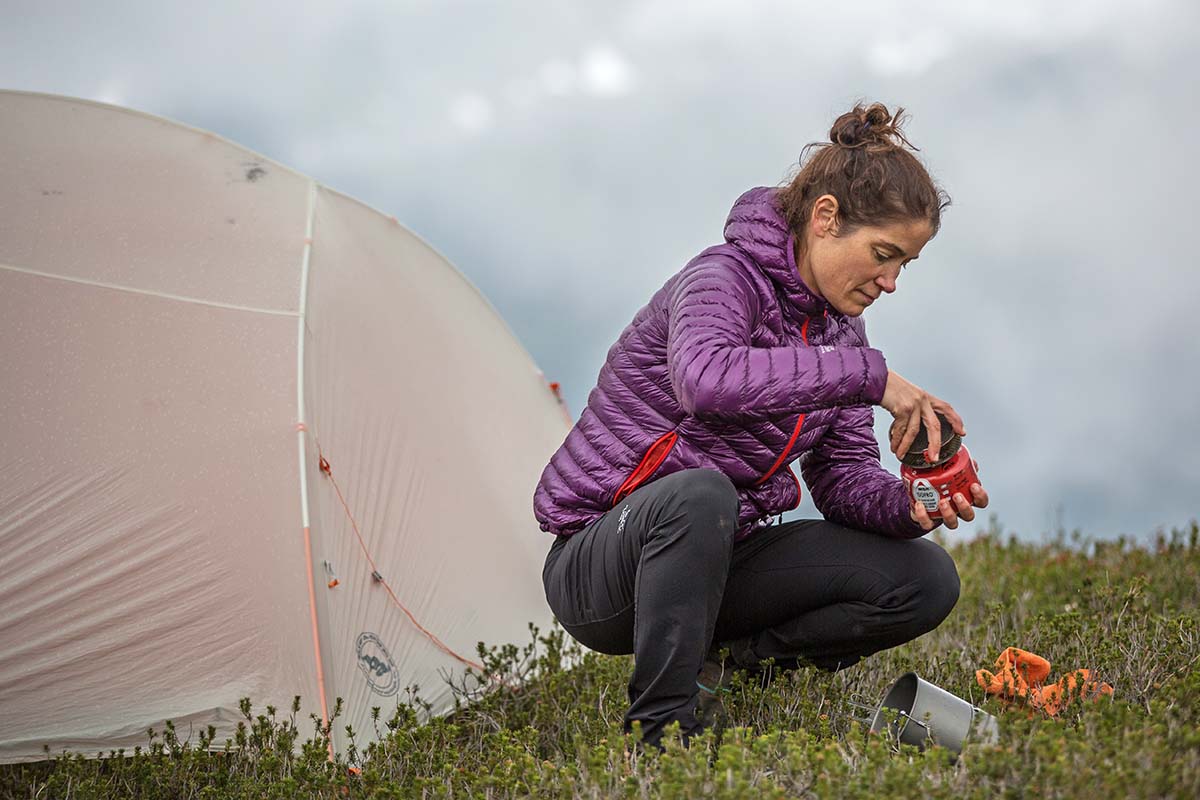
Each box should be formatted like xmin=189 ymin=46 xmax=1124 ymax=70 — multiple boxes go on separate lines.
xmin=667 ymin=256 xmax=888 ymax=422
xmin=800 ymin=404 xmax=936 ymax=539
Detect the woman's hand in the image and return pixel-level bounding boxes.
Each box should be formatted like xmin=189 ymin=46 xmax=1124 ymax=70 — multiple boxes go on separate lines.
xmin=910 ymin=483 xmax=990 ymax=531
xmin=881 ymin=370 xmax=966 ymax=462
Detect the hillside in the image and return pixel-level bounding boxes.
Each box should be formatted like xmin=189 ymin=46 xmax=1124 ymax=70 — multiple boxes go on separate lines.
xmin=5 ymin=522 xmax=1199 ymax=799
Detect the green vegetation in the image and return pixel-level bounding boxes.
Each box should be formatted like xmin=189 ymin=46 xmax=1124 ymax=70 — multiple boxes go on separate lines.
xmin=5 ymin=521 xmax=1199 ymax=799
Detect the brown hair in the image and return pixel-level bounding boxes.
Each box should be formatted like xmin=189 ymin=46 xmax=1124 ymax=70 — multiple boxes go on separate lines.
xmin=779 ymin=102 xmax=950 ymax=238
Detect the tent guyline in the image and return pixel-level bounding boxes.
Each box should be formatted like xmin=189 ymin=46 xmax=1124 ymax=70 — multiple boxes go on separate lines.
xmin=311 ymin=442 xmax=487 ymax=675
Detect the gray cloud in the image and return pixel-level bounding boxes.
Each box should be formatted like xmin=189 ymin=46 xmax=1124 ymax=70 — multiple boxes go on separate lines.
xmin=4 ymin=0 xmax=1198 ymax=541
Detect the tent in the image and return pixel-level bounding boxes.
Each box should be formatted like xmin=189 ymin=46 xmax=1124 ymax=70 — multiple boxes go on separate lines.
xmin=0 ymin=91 xmax=569 ymax=762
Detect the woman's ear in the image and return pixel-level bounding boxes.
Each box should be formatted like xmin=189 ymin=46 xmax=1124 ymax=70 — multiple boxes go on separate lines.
xmin=810 ymin=194 xmax=841 ymax=237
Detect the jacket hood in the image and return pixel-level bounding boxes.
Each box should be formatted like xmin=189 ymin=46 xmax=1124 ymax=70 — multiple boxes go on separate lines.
xmin=723 ymin=187 xmax=831 ymax=318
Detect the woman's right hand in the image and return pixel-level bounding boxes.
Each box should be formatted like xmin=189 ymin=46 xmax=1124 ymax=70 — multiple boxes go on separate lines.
xmin=881 ymin=370 xmax=965 ymax=462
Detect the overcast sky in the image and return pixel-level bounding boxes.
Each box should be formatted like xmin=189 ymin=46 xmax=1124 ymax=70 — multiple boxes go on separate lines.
xmin=4 ymin=0 xmax=1198 ymax=543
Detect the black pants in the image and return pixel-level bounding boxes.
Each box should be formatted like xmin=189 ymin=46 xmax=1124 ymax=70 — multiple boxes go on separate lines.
xmin=542 ymin=469 xmax=960 ymax=745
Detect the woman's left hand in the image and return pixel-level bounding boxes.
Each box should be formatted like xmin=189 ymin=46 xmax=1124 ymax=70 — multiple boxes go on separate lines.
xmin=910 ymin=483 xmax=989 ymax=531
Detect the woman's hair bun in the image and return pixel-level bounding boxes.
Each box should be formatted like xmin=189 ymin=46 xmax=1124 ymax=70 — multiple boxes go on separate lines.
xmin=780 ymin=100 xmax=949 ymax=238
xmin=829 ymin=102 xmax=915 ymax=150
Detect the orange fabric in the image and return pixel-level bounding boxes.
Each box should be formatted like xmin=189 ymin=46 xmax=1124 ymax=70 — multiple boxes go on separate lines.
xmin=975 ymin=647 xmax=1114 ymax=716
xmin=613 ymin=431 xmax=679 ymax=505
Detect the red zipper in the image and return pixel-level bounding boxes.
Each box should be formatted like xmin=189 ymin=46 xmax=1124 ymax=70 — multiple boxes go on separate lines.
xmin=754 ymin=316 xmax=812 ymax=486
xmin=612 ymin=431 xmax=678 ymax=506
xmin=754 ymin=414 xmax=805 ymax=486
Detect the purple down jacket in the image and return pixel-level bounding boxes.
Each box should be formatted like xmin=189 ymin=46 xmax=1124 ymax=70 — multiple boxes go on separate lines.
xmin=533 ymin=187 xmax=927 ymax=541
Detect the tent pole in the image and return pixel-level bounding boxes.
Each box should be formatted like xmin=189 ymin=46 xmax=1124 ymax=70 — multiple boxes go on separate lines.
xmin=295 ymin=180 xmax=333 ymax=759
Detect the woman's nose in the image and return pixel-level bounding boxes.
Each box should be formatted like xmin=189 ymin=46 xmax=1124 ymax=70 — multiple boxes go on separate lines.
xmin=876 ymin=273 xmax=898 ymax=294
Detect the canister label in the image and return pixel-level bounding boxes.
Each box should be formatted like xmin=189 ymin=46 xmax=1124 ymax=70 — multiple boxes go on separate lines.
xmin=912 ymin=478 xmax=940 ymax=512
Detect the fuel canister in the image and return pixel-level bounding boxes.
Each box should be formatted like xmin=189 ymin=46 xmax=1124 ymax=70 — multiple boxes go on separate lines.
xmin=899 ymin=413 xmax=982 ymax=519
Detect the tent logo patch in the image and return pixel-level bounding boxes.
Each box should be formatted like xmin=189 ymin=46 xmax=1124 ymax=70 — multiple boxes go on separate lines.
xmin=355 ymin=632 xmax=399 ymax=696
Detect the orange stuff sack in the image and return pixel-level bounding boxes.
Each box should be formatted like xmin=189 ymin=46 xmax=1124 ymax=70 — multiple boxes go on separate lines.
xmin=975 ymin=647 xmax=1113 ymax=716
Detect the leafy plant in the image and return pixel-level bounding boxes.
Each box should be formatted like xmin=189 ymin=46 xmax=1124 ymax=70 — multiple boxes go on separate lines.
xmin=4 ymin=520 xmax=1198 ymax=798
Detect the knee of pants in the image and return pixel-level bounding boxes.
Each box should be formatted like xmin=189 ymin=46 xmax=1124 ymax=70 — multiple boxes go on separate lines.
xmin=655 ymin=468 xmax=739 ymax=542
xmin=910 ymin=541 xmax=961 ymax=633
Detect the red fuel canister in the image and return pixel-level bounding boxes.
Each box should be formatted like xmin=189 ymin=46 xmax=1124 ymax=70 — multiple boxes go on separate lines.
xmin=898 ymin=413 xmax=982 ymax=519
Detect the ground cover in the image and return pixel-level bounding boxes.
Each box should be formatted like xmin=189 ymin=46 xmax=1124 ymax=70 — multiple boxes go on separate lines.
xmin=4 ymin=520 xmax=1198 ymax=799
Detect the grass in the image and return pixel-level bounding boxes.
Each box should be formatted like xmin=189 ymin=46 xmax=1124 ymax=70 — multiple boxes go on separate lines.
xmin=3 ymin=519 xmax=1199 ymax=799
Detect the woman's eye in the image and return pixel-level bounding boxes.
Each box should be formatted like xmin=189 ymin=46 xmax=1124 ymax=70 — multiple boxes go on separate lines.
xmin=873 ymin=250 xmax=888 ymax=262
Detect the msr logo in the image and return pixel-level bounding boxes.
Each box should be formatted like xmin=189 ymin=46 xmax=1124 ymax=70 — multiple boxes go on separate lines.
xmin=616 ymin=505 xmax=632 ymax=535
xmin=356 ymin=632 xmax=399 ymax=696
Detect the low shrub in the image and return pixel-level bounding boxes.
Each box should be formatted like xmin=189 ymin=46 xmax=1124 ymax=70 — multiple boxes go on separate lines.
xmin=4 ymin=521 xmax=1198 ymax=798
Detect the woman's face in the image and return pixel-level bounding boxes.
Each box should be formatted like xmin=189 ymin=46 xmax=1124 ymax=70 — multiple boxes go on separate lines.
xmin=796 ymin=195 xmax=933 ymax=317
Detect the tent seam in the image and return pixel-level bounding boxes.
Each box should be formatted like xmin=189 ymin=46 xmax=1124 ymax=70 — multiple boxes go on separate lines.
xmin=0 ymin=262 xmax=301 ymax=317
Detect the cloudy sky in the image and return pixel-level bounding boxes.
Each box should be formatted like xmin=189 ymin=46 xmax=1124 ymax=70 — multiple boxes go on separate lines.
xmin=4 ymin=0 xmax=1198 ymax=543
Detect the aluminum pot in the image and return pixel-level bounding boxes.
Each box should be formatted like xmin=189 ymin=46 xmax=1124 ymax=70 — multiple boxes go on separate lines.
xmin=870 ymin=672 xmax=1000 ymax=755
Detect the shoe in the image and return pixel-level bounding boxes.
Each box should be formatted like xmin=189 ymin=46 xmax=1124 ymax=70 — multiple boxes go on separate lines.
xmin=695 ymin=648 xmax=734 ymax=730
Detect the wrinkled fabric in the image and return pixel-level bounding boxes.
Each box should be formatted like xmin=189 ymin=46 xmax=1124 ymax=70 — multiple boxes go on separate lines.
xmin=534 ymin=187 xmax=926 ymax=540
xmin=976 ymin=647 xmax=1115 ymax=716
xmin=541 ymin=469 xmax=959 ymax=746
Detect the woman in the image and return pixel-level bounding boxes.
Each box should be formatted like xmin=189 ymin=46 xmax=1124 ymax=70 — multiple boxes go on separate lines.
xmin=533 ymin=102 xmax=988 ymax=747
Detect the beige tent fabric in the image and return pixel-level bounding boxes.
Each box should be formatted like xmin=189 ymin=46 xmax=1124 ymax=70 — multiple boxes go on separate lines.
xmin=0 ymin=91 xmax=568 ymax=762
